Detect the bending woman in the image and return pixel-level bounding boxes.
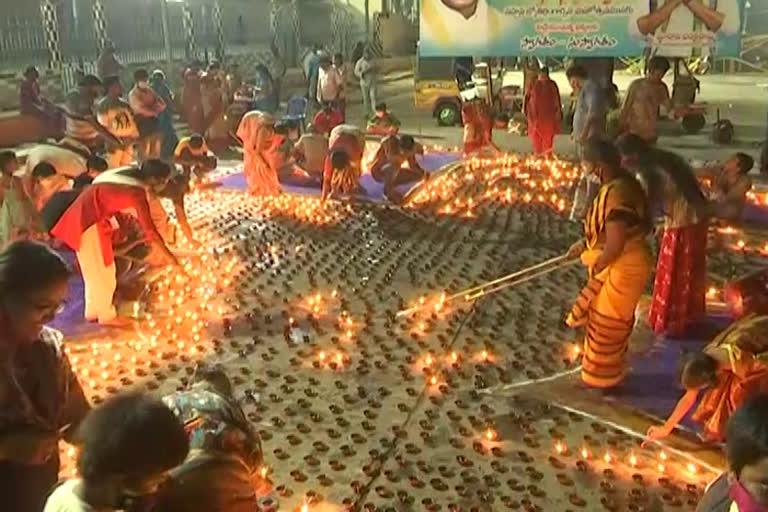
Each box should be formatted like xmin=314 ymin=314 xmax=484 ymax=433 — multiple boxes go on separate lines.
xmin=646 ymin=314 xmax=768 ymax=444
xmin=566 ymin=138 xmax=653 ymax=388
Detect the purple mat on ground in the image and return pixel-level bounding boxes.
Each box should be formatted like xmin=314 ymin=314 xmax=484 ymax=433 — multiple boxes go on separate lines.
xmin=742 ymin=202 xmax=768 ymax=225
xmin=47 ymin=249 xmax=99 ymax=337
xmin=219 ymin=152 xmax=463 ymax=199
xmin=603 ymin=314 xmax=733 ymax=433
xmin=47 ymin=247 xmax=147 ymax=338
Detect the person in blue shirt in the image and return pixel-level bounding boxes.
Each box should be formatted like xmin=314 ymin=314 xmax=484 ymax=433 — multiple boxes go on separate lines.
xmin=567 ymin=65 xmax=609 ymax=221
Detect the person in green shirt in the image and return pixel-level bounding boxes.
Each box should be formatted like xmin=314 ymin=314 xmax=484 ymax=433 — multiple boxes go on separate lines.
xmin=366 ymin=102 xmax=401 ymax=136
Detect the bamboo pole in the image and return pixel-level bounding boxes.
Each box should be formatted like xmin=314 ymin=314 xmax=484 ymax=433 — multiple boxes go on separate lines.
xmin=396 ymin=254 xmax=571 ymax=317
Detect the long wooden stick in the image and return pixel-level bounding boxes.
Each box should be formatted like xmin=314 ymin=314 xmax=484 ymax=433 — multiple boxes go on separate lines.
xmin=447 ymin=254 xmax=568 ymax=301
xmin=464 ymin=260 xmax=578 ymax=301
xmin=396 ymin=254 xmax=570 ymax=317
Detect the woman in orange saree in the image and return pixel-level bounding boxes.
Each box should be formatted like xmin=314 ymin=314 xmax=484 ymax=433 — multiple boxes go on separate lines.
xmin=566 ymin=139 xmax=653 ymax=389
xmin=236 ymin=111 xmax=280 ymax=196
xmin=646 ymin=314 xmax=768 ymax=443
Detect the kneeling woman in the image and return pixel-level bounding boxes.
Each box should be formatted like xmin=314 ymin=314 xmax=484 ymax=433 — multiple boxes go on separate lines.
xmin=646 ymin=314 xmax=768 ymax=444
xmin=566 ymin=139 xmax=653 ymax=388
xmin=322 ymin=124 xmax=365 ymax=201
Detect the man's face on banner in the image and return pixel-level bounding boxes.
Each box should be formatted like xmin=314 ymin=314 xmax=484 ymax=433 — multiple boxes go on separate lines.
xmin=441 ymin=0 xmax=479 ymax=16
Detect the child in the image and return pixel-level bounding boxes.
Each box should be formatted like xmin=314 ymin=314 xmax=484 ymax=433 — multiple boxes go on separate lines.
xmin=366 ymin=102 xmax=400 ymax=136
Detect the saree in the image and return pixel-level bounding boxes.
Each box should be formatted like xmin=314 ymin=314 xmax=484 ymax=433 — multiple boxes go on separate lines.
xmin=324 ymin=125 xmax=364 ymax=197
xmin=648 ymin=171 xmax=707 ymax=336
xmin=647 ymin=222 xmax=708 ymax=336
xmin=567 ymin=176 xmax=653 ymax=388
xmin=692 ymin=314 xmax=768 ymax=441
xmin=237 ymin=111 xmax=280 ymax=196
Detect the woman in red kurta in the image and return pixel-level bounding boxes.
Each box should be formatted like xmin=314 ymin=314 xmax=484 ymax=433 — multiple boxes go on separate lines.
xmin=526 ymin=68 xmax=562 ymax=155
xmin=51 ymin=162 xmax=178 ymax=326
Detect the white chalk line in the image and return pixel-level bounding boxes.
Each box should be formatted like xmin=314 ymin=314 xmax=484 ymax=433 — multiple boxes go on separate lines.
xmin=477 ymin=366 xmax=582 ymax=394
xmin=553 ymin=402 xmax=723 ymax=474
xmin=474 ymin=365 xmax=723 ymax=474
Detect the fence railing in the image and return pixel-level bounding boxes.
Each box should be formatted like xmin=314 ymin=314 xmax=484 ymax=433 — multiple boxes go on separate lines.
xmin=0 ymin=0 xmax=269 ymax=72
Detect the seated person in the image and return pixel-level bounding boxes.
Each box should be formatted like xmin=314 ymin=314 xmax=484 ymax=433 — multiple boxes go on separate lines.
xmin=706 ymin=152 xmax=754 ymax=222
xmin=312 ymin=102 xmax=343 ymax=137
xmin=291 ymin=122 xmax=328 ymax=181
xmin=0 ymin=151 xmax=42 ymax=248
xmin=322 ymin=124 xmax=365 ymax=201
xmin=154 ymin=365 xmax=272 ymax=512
xmin=22 ymin=140 xmax=104 ymax=197
xmin=695 ymin=395 xmax=768 ymax=512
xmin=271 ymin=119 xmax=296 ymax=172
xmin=43 ymin=393 xmax=189 ymax=512
xmin=369 ymin=134 xmax=426 ymax=197
xmin=174 ymin=134 xmax=217 ymax=180
xmin=646 ymin=314 xmax=768 ymax=444
xmin=270 ymin=119 xmax=319 ymax=189
xmin=19 ymin=66 xmax=65 ymax=134
xmin=367 ymin=102 xmax=400 ymax=136
xmin=30 ymin=162 xmax=72 ymax=212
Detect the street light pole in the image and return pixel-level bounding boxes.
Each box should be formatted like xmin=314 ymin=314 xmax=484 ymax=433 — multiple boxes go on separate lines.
xmin=160 ymin=0 xmax=173 ymax=66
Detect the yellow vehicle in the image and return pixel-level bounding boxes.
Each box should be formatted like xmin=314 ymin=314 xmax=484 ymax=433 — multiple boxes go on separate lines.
xmin=414 ymin=55 xmax=523 ymax=126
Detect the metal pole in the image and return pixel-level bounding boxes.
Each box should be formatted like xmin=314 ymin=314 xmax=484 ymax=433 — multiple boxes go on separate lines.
xmin=160 ymin=0 xmax=173 ymax=66
xmin=364 ymin=0 xmax=370 ymax=40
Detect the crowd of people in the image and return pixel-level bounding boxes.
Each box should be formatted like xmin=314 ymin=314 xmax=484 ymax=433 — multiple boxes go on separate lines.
xmin=6 ymin=44 xmax=768 ymax=512
xmin=557 ymin=56 xmax=761 ymax=448
xmin=0 ymin=242 xmax=268 ymax=512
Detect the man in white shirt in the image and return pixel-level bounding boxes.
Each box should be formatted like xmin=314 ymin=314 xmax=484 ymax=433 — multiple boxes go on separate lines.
xmin=354 ymin=49 xmax=378 ymax=117
xmin=629 ymin=0 xmax=740 ymax=57
xmin=420 ymin=0 xmax=507 ymax=55
xmin=316 ymin=56 xmax=343 ymax=106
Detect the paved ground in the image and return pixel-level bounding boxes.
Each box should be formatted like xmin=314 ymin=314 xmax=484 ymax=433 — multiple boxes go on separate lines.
xmin=58 ymin=156 xmax=768 ymax=511
xmin=52 ymin=70 xmax=768 ymax=511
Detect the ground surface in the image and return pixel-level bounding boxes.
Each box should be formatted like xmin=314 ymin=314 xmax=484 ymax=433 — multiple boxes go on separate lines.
xmin=54 ymin=70 xmax=768 ymax=511
xmin=59 ymin=155 xmax=768 ymax=512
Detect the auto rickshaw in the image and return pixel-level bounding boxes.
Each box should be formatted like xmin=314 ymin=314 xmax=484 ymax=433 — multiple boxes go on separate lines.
xmin=414 ymin=54 xmax=523 ymax=126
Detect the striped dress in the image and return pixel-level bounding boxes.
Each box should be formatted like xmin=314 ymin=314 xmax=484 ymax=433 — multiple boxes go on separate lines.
xmin=567 ymin=175 xmax=653 ymax=388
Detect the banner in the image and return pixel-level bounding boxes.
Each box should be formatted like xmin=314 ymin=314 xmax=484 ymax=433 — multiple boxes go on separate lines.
xmin=419 ymin=0 xmax=744 ymax=58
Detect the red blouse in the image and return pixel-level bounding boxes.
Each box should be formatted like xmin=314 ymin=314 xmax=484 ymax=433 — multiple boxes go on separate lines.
xmin=51 ymin=183 xmax=160 ymax=266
